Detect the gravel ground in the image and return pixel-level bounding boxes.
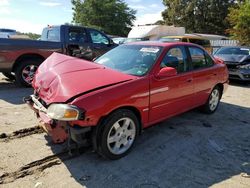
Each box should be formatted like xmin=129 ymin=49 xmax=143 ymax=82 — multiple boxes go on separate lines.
xmin=0 ymin=73 xmax=249 ymax=188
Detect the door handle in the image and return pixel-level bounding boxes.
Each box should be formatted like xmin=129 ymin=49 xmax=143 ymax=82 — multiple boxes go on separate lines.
xmin=213 ymin=73 xmax=217 ymax=76
xmin=187 ymin=79 xmax=193 ymax=83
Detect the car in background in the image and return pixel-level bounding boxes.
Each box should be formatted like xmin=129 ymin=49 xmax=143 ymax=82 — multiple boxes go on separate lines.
xmin=160 ymin=35 xmax=212 ymax=54
xmin=0 ymin=25 xmax=117 ymax=86
xmin=112 ymin=37 xmax=127 ymax=44
xmin=0 ymin=28 xmax=16 ymax=38
xmin=113 ymin=37 xmax=149 ymax=45
xmin=213 ymin=46 xmax=250 ymax=81
xmin=25 ymin=42 xmax=228 ymax=159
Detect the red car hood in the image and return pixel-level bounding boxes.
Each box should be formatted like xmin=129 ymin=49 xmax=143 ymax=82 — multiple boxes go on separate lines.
xmin=33 ymin=53 xmax=136 ymax=104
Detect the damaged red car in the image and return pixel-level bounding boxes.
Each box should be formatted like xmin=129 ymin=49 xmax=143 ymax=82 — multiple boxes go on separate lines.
xmin=25 ymin=42 xmax=228 ymax=159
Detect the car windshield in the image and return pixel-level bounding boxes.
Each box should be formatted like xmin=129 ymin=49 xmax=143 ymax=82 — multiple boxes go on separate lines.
xmin=95 ymin=45 xmax=163 ymax=76
xmin=215 ymin=47 xmax=250 ymax=55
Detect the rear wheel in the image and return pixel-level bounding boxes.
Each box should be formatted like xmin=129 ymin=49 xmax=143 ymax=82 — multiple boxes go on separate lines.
xmin=202 ymin=86 xmax=221 ymax=114
xmin=2 ymin=72 xmax=15 ymax=80
xmin=14 ymin=59 xmax=43 ymax=87
xmin=96 ymin=109 xmax=139 ymax=160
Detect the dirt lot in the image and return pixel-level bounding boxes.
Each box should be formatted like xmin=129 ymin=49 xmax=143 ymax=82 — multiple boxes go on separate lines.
xmin=0 ymin=73 xmax=249 ymax=188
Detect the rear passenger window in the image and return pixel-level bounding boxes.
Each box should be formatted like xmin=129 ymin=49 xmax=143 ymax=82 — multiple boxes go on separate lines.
xmin=68 ymin=29 xmax=87 ymax=43
xmin=47 ymin=28 xmax=60 ymax=42
xmin=189 ymin=47 xmax=213 ymax=69
xmin=160 ymin=47 xmax=188 ymax=73
xmin=205 ymin=52 xmax=214 ymax=66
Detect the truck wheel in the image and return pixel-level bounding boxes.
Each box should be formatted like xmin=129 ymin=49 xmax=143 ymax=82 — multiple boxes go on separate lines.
xmin=2 ymin=72 xmax=15 ymax=80
xmin=15 ymin=59 xmax=43 ymax=87
xmin=202 ymin=86 xmax=221 ymax=114
xmin=96 ymin=109 xmax=139 ymax=160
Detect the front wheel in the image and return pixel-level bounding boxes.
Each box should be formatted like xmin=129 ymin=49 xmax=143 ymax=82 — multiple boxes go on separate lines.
xmin=96 ymin=109 xmax=139 ymax=160
xmin=202 ymin=86 xmax=221 ymax=114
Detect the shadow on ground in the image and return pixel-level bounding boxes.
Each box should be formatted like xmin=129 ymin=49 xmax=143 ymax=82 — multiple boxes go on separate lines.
xmin=46 ymin=101 xmax=250 ymax=188
xmin=0 ymin=79 xmax=33 ymax=105
xmin=229 ymin=79 xmax=250 ymax=88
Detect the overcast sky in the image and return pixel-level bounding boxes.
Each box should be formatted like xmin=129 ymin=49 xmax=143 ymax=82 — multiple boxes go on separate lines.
xmin=0 ymin=0 xmax=164 ymax=34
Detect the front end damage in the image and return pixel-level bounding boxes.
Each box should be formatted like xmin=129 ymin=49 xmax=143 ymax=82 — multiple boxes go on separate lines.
xmin=23 ymin=95 xmax=91 ymax=154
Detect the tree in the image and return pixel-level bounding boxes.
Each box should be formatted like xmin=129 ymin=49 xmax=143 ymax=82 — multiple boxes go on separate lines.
xmin=72 ymin=0 xmax=136 ymax=36
xmin=227 ymin=1 xmax=250 ymax=45
xmin=154 ymin=20 xmax=165 ymax=25
xmin=162 ymin=0 xmax=237 ymax=35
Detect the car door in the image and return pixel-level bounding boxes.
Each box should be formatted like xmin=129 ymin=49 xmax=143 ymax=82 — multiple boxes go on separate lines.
xmin=66 ymin=27 xmax=93 ymax=60
xmin=187 ymin=46 xmax=218 ymax=106
xmin=87 ymin=29 xmax=116 ymax=59
xmin=149 ymin=46 xmax=195 ymax=124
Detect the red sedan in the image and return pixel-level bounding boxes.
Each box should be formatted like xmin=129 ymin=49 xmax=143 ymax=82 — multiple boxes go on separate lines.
xmin=25 ymin=42 xmax=229 ymax=159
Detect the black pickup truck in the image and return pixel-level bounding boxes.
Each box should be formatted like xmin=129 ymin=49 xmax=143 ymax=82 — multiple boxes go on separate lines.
xmin=0 ymin=25 xmax=117 ymax=86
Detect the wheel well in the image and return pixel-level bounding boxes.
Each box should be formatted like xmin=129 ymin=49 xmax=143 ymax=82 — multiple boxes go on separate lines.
xmin=98 ymin=106 xmax=143 ymax=133
xmin=12 ymin=54 xmax=45 ymax=72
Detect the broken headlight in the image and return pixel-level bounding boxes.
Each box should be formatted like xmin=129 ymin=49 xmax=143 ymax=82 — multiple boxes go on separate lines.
xmin=47 ymin=104 xmax=84 ymax=121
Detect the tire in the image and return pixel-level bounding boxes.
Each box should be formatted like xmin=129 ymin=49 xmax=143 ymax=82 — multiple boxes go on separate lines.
xmin=202 ymin=86 xmax=221 ymax=114
xmin=14 ymin=59 xmax=43 ymax=87
xmin=2 ymin=72 xmax=15 ymax=80
xmin=95 ymin=109 xmax=139 ymax=160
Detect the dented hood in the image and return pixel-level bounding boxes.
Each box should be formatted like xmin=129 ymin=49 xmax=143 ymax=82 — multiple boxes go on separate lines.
xmin=33 ymin=53 xmax=136 ymax=104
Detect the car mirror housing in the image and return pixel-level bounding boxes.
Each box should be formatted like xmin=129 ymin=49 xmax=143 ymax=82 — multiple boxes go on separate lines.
xmin=108 ymin=39 xmax=114 ymax=46
xmin=156 ymin=67 xmax=177 ymax=79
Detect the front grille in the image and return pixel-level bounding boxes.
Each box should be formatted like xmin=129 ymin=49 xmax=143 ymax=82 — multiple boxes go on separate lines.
xmin=226 ymin=64 xmax=238 ymax=69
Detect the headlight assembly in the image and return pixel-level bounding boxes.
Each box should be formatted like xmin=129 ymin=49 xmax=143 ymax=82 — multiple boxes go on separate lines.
xmin=47 ymin=104 xmax=84 ymax=121
xmin=238 ymin=63 xmax=250 ymax=70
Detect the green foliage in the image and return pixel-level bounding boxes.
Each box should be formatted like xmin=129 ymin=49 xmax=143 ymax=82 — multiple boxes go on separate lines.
xmin=154 ymin=20 xmax=165 ymax=25
xmin=24 ymin=33 xmax=41 ymax=40
xmin=227 ymin=1 xmax=250 ymax=45
xmin=16 ymin=32 xmax=41 ymax=40
xmin=72 ymin=0 xmax=136 ymax=36
xmin=162 ymin=0 xmax=238 ymax=35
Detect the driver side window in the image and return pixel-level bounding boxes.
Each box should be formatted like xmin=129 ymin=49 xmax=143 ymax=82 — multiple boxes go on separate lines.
xmin=160 ymin=46 xmax=188 ymax=73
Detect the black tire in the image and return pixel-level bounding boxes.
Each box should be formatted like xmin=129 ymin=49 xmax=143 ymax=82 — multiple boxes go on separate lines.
xmin=2 ymin=72 xmax=15 ymax=80
xmin=201 ymin=86 xmax=222 ymax=114
xmin=95 ymin=109 xmax=139 ymax=160
xmin=14 ymin=59 xmax=43 ymax=87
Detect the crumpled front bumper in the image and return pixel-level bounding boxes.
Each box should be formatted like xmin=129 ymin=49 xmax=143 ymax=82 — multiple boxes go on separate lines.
xmin=23 ymin=95 xmax=68 ymax=143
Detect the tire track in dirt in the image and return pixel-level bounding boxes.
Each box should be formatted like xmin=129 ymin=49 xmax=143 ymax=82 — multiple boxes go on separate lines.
xmin=0 ymin=126 xmax=44 ymax=142
xmin=0 ymin=147 xmax=89 ymax=184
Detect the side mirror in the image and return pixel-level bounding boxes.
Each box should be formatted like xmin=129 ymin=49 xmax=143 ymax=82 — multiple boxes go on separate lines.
xmin=108 ymin=39 xmax=114 ymax=46
xmin=156 ymin=67 xmax=177 ymax=79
